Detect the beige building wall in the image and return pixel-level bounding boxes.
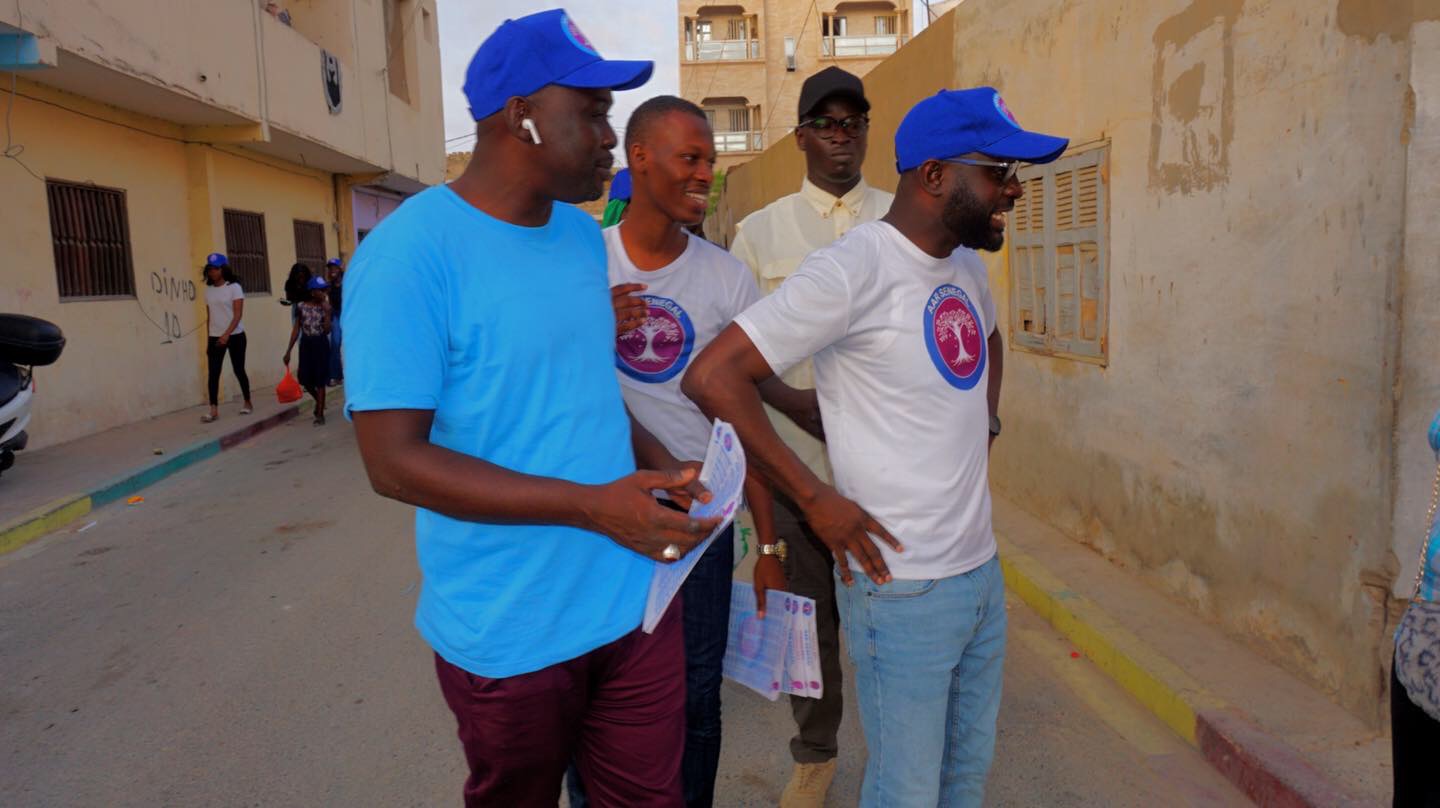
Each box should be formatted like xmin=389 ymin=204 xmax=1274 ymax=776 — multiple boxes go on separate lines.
xmin=1395 ymin=18 xmax=1440 ymax=611
xmin=711 ymin=0 xmax=1439 ymax=724
xmin=0 ymin=0 xmax=444 ymax=450
xmin=679 ymin=0 xmax=909 ymax=171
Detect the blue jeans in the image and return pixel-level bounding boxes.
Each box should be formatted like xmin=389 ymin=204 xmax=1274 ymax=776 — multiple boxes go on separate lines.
xmin=567 ymin=525 xmax=734 ymax=808
xmin=836 ymin=554 xmax=1006 ymax=807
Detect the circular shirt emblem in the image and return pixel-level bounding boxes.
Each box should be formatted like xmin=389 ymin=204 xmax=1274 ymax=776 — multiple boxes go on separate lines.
xmin=993 ymin=92 xmax=1019 ymax=128
xmin=561 ymin=13 xmax=599 ymax=56
xmin=616 ymin=295 xmax=695 ymax=383
xmin=924 ymin=284 xmax=987 ymax=390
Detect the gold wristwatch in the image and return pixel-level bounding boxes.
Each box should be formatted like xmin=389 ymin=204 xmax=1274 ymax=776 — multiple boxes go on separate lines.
xmin=758 ymin=540 xmax=788 ymax=564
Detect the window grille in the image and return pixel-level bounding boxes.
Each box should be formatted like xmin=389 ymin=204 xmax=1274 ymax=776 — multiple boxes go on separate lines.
xmin=46 ymin=179 xmax=137 ymax=300
xmin=223 ymin=209 xmax=272 ymax=294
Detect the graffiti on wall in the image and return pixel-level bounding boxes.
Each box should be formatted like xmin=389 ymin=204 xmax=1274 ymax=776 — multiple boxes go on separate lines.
xmin=141 ymin=267 xmax=201 ymax=343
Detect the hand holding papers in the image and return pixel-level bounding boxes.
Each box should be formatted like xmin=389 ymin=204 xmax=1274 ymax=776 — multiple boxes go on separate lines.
xmin=643 ymin=420 xmax=746 ymax=633
xmin=722 ymin=581 xmax=823 ymax=701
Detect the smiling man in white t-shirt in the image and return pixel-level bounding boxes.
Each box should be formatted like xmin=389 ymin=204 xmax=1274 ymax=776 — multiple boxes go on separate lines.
xmin=683 ymin=88 xmax=1067 ymax=806
xmin=584 ymin=95 xmax=820 ymax=808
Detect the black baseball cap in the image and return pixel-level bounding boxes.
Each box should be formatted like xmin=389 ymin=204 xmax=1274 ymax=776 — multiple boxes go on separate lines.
xmin=797 ymin=66 xmax=870 ymax=121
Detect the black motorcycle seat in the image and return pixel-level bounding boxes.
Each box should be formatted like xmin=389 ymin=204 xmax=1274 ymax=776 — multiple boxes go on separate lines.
xmin=0 ymin=315 xmax=65 ymax=366
xmin=0 ymin=362 xmax=21 ymax=407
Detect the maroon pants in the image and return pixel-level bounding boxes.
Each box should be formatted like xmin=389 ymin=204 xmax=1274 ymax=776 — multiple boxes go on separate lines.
xmin=434 ymin=603 xmax=686 ymax=807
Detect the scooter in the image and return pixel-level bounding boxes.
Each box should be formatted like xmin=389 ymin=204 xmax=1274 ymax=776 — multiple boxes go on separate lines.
xmin=0 ymin=314 xmax=66 ymax=477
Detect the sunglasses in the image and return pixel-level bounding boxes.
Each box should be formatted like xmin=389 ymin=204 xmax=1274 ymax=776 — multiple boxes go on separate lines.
xmin=941 ymin=157 xmax=1023 ymax=185
xmin=798 ymin=114 xmax=870 ymax=140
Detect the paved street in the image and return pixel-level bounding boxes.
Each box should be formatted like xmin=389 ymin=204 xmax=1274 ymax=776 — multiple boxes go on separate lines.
xmin=0 ymin=417 xmax=1247 ymax=807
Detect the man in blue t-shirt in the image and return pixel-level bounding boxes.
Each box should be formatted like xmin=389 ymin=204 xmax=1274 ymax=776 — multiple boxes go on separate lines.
xmin=341 ymin=11 xmax=718 ymax=807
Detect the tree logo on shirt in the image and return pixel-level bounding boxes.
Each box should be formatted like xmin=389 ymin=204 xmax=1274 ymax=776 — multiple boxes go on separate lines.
xmin=924 ymin=284 xmax=987 ymax=390
xmin=616 ymin=295 xmax=695 ymax=383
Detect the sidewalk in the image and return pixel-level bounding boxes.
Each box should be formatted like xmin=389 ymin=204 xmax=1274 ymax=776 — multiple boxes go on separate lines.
xmin=994 ymin=496 xmax=1388 ymax=806
xmin=0 ymin=390 xmax=338 ymax=554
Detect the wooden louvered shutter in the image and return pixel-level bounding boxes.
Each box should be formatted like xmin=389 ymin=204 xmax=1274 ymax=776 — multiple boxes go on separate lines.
xmin=1007 ymin=146 xmax=1108 ymax=363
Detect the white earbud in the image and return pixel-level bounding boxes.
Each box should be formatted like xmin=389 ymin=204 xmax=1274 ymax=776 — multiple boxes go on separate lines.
xmin=522 ymin=118 xmax=543 ymax=145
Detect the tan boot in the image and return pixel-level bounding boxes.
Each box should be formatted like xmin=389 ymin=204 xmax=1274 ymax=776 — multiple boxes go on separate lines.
xmin=780 ymin=759 xmax=837 ymax=808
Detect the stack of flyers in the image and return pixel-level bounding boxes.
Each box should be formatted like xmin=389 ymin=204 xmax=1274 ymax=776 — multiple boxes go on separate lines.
xmin=722 ymin=581 xmax=823 ymax=701
xmin=643 ymin=420 xmax=745 ymax=633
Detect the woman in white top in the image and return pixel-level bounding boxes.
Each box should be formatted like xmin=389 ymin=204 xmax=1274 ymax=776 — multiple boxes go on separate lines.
xmin=201 ymin=252 xmax=253 ymax=422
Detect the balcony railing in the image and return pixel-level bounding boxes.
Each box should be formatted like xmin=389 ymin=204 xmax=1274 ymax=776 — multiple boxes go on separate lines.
xmin=685 ymin=39 xmax=762 ymax=61
xmin=714 ymin=131 xmax=763 ymax=153
xmin=821 ymin=34 xmax=906 ymax=57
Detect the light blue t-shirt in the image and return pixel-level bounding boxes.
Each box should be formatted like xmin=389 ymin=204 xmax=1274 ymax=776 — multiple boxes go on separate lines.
xmin=341 ymin=185 xmax=652 ymax=678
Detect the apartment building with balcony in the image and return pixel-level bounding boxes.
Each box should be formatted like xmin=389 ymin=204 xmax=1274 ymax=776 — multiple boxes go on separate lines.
xmin=678 ymin=0 xmax=910 ymax=170
xmin=0 ymin=0 xmax=444 ymax=448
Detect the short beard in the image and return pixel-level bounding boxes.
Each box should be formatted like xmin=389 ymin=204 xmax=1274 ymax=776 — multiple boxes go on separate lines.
xmin=941 ymin=180 xmax=1003 ymax=252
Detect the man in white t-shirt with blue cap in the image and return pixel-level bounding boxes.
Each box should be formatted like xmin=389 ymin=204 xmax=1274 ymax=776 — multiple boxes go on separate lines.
xmin=684 ymin=88 xmax=1068 ymax=806
xmin=343 ymin=9 xmax=718 ymax=807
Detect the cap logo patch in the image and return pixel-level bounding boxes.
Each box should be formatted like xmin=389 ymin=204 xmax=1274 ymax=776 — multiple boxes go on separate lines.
xmin=993 ymin=92 xmax=1019 ymax=128
xmin=561 ymin=13 xmax=599 ymax=56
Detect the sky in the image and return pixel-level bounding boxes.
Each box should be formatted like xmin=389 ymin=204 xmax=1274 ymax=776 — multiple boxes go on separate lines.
xmin=436 ymin=0 xmax=682 ymax=156
xmin=436 ymin=1 xmax=937 ymax=156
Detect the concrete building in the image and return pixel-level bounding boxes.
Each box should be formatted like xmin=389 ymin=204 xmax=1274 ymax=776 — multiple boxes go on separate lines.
xmin=678 ymin=0 xmax=912 ymax=170
xmin=710 ymin=0 xmax=1440 ymax=726
xmin=0 ymin=0 xmax=444 ymax=449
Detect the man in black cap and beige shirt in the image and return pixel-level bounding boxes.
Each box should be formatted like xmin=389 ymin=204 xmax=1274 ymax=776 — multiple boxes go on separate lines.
xmin=728 ymin=65 xmax=892 ymax=808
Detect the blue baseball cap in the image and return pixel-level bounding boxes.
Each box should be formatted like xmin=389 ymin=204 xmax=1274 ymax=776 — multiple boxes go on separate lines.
xmin=307 ymin=276 xmax=329 ymax=290
xmin=894 ymin=88 xmax=1068 ymax=173
xmin=326 ymin=257 xmax=342 ymax=267
xmin=205 ymin=252 xmax=228 ymax=268
xmin=608 ymin=168 xmax=632 ymax=202
xmin=464 ymin=9 xmax=653 ymax=122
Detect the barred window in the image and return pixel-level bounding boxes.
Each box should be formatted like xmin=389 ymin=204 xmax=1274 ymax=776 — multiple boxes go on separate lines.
xmin=293 ymin=220 xmax=327 ymax=275
xmin=223 ymin=209 xmax=271 ymax=294
xmin=46 ymin=179 xmax=137 ymax=300
xmin=1009 ymin=144 xmax=1109 ymax=363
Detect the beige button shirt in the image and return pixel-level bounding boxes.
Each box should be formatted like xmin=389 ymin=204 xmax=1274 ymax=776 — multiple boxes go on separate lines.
xmin=730 ymin=177 xmax=895 ymax=483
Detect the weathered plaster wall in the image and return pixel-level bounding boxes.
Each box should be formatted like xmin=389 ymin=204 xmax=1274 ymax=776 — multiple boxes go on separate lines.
xmin=0 ymin=88 xmax=198 ymax=447
xmin=713 ymin=0 xmax=1431 ymax=722
xmin=1393 ymin=16 xmax=1440 ymax=601
xmin=0 ymin=82 xmax=338 ymax=450
xmin=0 ymin=0 xmax=444 ymax=187
xmin=4 ymin=0 xmax=262 ymax=120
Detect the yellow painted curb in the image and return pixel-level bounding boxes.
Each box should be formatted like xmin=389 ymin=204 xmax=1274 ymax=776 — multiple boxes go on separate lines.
xmin=0 ymin=496 xmax=93 ymax=555
xmin=999 ymin=547 xmax=1227 ymax=746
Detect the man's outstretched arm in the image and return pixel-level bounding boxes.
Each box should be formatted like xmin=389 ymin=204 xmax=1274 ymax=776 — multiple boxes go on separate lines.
xmin=353 ymin=409 xmax=717 ymax=562
xmin=682 ymin=324 xmax=900 ymax=585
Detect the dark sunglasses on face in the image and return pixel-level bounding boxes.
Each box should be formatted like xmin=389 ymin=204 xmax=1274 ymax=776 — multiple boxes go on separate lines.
xmin=798 ymin=114 xmax=870 ymax=139
xmin=941 ymin=157 xmax=1023 ymax=185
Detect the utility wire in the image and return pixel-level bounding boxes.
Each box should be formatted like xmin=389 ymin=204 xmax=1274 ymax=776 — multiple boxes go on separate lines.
xmin=2 ymin=0 xmax=43 ymax=181
xmin=760 ymin=0 xmax=821 ymax=138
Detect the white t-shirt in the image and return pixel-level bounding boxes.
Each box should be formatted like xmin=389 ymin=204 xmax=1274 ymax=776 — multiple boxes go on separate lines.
xmin=730 ymin=178 xmax=894 ymax=483
xmin=205 ymin=281 xmax=245 ymax=337
xmin=735 ymin=221 xmax=997 ymax=580
xmin=605 ymin=226 xmax=762 ymax=462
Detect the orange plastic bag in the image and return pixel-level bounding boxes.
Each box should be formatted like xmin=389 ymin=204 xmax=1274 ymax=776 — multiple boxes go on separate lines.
xmin=276 ymin=365 xmax=303 ymax=404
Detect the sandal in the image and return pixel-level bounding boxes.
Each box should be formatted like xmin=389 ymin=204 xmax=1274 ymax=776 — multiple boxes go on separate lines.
xmin=201 ymin=413 xmax=218 ymax=423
